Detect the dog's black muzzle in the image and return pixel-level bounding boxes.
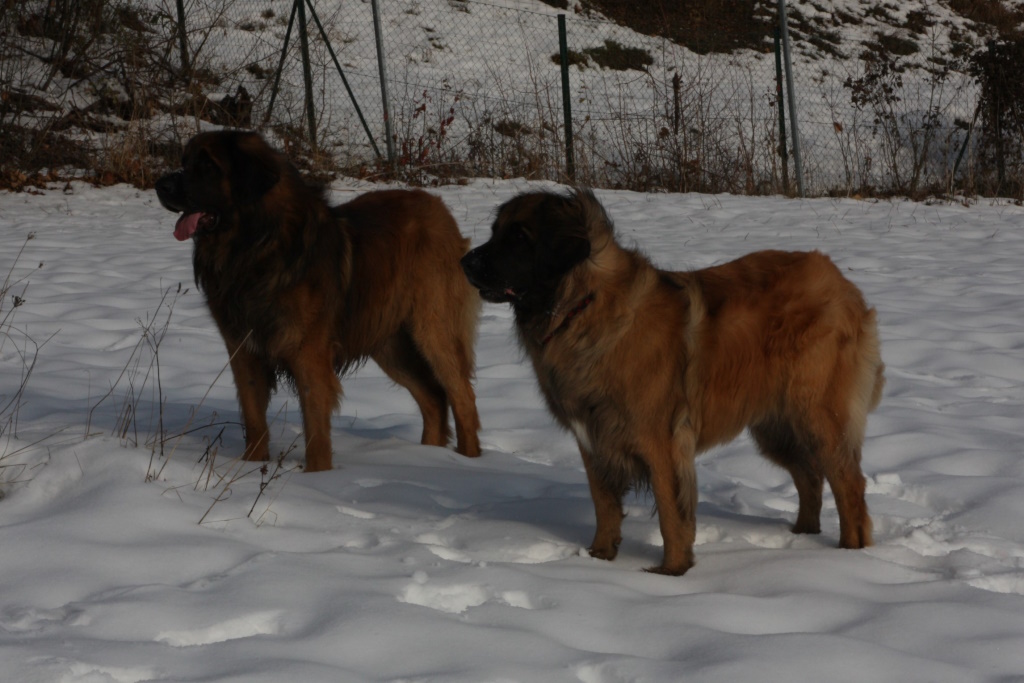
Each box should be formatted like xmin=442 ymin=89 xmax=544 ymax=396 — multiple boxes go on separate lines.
xmin=155 ymin=171 xmax=187 ymax=213
xmin=461 ymin=247 xmax=489 ymax=292
xmin=461 ymin=247 xmax=519 ymax=304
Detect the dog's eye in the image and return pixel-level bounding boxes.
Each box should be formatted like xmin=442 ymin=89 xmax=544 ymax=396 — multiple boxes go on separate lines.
xmin=193 ymin=151 xmax=217 ymax=175
xmin=512 ymin=224 xmax=532 ymax=243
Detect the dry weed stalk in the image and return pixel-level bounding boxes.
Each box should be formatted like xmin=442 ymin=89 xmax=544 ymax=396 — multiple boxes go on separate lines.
xmin=0 ymin=233 xmax=58 ymax=489
xmin=93 ymin=285 xmax=301 ymax=524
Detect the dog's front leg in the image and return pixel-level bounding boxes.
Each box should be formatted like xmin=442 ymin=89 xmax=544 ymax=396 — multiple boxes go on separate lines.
xmin=640 ymin=433 xmax=696 ymax=576
xmin=288 ymin=341 xmax=341 ymax=473
xmin=225 ymin=337 xmax=272 ymax=463
xmin=578 ymin=444 xmax=624 ymax=561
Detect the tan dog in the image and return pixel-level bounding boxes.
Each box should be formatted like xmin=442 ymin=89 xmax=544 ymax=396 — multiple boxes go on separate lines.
xmin=156 ymin=131 xmax=481 ymax=471
xmin=462 ymin=188 xmax=884 ymax=575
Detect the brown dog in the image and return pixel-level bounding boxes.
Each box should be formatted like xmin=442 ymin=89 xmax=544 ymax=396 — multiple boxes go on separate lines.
xmin=462 ymin=188 xmax=884 ymax=575
xmin=155 ymin=131 xmax=481 ymax=471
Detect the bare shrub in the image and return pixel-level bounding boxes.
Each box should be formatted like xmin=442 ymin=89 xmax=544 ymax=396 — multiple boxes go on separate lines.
xmin=969 ymin=38 xmax=1024 ymax=197
xmin=0 ymin=0 xmax=277 ymax=188
xmin=0 ymin=235 xmax=54 ymax=490
xmin=843 ymin=38 xmax=972 ymax=198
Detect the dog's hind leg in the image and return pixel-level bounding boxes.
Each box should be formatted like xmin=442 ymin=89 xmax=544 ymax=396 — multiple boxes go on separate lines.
xmin=409 ymin=320 xmax=482 ymax=458
xmin=431 ymin=340 xmax=481 ymax=458
xmin=815 ymin=304 xmax=881 ymax=548
xmin=797 ymin=404 xmax=872 ymax=549
xmin=823 ymin=441 xmax=872 ymax=549
xmin=809 ymin=336 xmax=876 ymax=548
xmin=750 ymin=419 xmax=824 ymax=535
xmin=785 ymin=462 xmax=824 ymax=535
xmin=372 ymin=329 xmax=451 ymax=450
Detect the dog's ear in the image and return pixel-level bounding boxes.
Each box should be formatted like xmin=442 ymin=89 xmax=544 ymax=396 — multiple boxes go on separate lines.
xmin=538 ymin=193 xmax=592 ymax=272
xmin=228 ymin=133 xmax=280 ymax=203
xmin=547 ymin=232 xmax=591 ymax=272
xmin=572 ymin=188 xmax=614 ymax=243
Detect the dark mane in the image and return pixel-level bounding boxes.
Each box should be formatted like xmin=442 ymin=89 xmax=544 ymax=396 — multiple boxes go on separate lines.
xmin=193 ymin=166 xmax=348 ymax=365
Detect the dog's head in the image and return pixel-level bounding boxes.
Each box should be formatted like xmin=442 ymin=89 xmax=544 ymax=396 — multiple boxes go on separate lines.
xmin=462 ymin=189 xmax=615 ymax=313
xmin=155 ymin=131 xmax=282 ymax=241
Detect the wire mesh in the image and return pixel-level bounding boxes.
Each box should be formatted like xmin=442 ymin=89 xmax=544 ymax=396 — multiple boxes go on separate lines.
xmin=178 ymin=0 xmax=999 ymax=196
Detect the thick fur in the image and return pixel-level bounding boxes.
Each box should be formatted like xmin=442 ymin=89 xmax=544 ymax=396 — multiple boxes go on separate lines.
xmin=462 ymin=188 xmax=884 ymax=575
xmin=155 ymin=130 xmax=481 ymax=471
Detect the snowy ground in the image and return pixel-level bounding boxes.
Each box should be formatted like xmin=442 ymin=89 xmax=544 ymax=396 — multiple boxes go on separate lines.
xmin=1 ymin=181 xmax=1023 ymax=682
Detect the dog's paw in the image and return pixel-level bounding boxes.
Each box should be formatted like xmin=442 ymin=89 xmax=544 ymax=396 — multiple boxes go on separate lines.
xmin=587 ymin=537 xmax=621 ymax=561
xmin=643 ymin=562 xmax=692 ymax=577
xmin=645 ymin=548 xmax=694 ymax=576
xmin=791 ymin=521 xmax=822 ymax=535
xmin=241 ymin=450 xmax=270 ymax=462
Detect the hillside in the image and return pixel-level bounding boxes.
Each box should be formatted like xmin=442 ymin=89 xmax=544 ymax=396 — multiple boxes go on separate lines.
xmin=582 ymin=0 xmax=1023 ymax=57
xmin=1 ymin=0 xmax=1023 ymax=195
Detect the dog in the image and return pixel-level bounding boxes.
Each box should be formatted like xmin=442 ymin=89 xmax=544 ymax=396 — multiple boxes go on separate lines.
xmin=155 ymin=130 xmax=481 ymax=471
xmin=461 ymin=188 xmax=884 ymax=575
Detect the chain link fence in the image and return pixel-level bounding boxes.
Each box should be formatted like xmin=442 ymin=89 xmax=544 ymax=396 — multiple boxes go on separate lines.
xmin=197 ymin=0 xmax=791 ymax=192
xmin=18 ymin=0 xmax=1011 ymax=197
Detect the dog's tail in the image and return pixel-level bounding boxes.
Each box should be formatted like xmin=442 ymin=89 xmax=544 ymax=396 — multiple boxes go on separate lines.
xmin=868 ymin=357 xmax=885 ymax=413
xmin=863 ymin=308 xmax=885 ymax=414
xmin=843 ymin=307 xmax=885 ymax=452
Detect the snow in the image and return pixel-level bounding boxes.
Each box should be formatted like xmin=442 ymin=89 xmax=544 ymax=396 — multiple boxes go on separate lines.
xmin=1 ymin=181 xmax=1024 ymax=681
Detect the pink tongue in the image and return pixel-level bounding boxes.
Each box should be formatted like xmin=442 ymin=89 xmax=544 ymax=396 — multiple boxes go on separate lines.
xmin=174 ymin=212 xmax=203 ymax=241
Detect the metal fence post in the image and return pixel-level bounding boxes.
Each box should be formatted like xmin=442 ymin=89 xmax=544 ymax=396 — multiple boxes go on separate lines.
xmin=174 ymin=0 xmax=190 ymax=77
xmin=773 ymin=28 xmax=790 ymax=195
xmin=263 ymin=0 xmax=298 ymax=127
xmin=370 ymin=0 xmax=395 ymax=166
xmin=296 ymin=0 xmax=318 ymax=151
xmin=777 ymin=0 xmax=804 ymax=197
xmin=557 ymin=14 xmax=575 ymax=183
xmin=304 ymin=0 xmax=383 ymax=159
